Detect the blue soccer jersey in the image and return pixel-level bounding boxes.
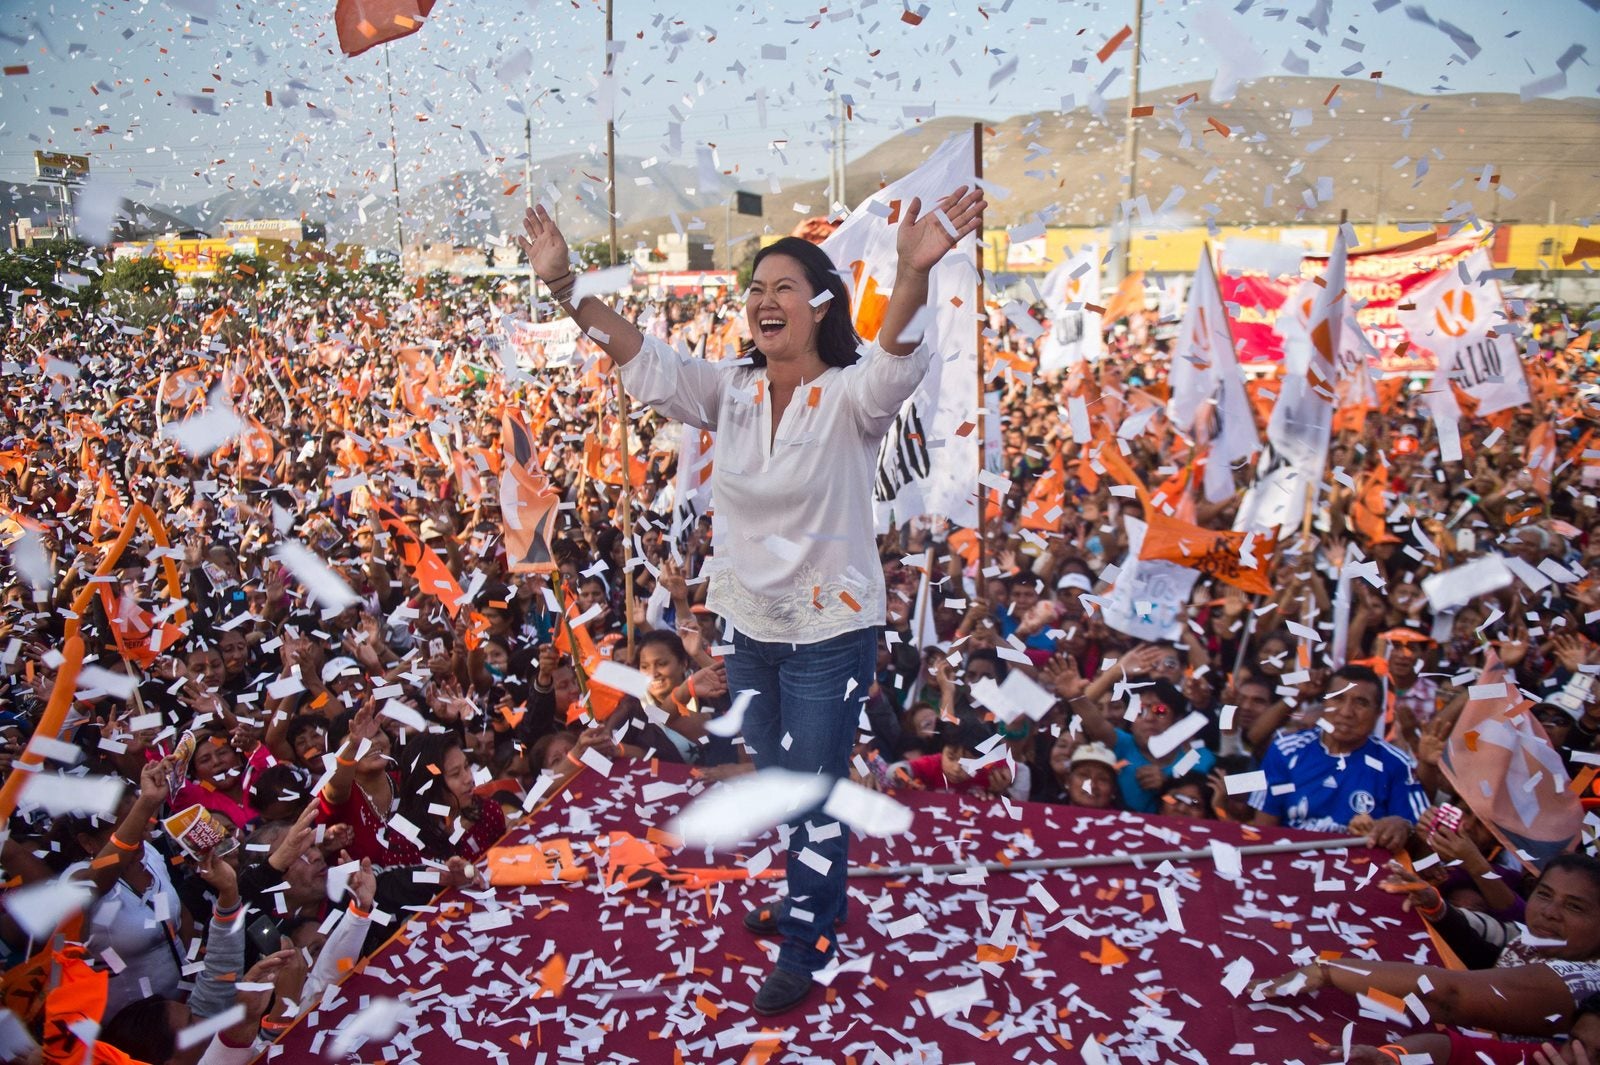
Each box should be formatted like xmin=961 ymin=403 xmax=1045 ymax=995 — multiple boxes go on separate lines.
xmin=1249 ymin=728 xmax=1430 ymax=832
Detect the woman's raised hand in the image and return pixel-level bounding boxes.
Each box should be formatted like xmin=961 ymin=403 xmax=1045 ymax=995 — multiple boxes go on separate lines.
xmin=517 ymin=204 xmax=574 ymax=285
xmin=896 ymin=185 xmax=986 ymax=274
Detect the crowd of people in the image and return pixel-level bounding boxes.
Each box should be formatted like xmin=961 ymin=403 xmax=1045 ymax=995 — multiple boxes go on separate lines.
xmin=0 ymin=243 xmax=1597 ymax=1061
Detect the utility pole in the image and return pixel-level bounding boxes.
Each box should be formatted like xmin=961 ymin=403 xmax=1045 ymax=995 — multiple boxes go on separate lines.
xmin=525 ymin=115 xmax=536 ymax=319
xmin=838 ymin=94 xmax=847 ymax=210
xmin=605 ymin=0 xmax=619 ymax=269
xmin=382 ymin=44 xmax=405 ymax=264
xmin=1113 ymin=0 xmax=1145 ymax=285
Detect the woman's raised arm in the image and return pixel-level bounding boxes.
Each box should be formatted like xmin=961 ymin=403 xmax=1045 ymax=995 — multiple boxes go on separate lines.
xmin=516 ymin=205 xmax=644 ymax=367
xmin=876 ymin=186 xmax=986 ymax=358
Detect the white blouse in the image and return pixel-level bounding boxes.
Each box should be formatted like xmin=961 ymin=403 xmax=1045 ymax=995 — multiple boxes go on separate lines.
xmin=619 ymin=335 xmax=932 ymax=644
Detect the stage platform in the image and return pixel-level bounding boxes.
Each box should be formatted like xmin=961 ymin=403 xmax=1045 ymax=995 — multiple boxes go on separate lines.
xmin=265 ymin=762 xmax=1426 ymax=1064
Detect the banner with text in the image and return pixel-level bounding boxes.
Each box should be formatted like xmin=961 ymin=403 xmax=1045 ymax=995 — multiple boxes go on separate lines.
xmin=1219 ymin=232 xmax=1486 ymax=374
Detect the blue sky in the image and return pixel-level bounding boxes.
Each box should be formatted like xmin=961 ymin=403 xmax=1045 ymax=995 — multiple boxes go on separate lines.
xmin=0 ymin=0 xmax=1592 ymax=207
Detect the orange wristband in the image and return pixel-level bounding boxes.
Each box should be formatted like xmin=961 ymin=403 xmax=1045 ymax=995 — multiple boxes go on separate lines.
xmin=110 ymin=835 xmax=140 ymax=853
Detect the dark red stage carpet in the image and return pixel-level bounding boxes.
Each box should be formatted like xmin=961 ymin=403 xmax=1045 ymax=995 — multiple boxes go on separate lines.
xmin=266 ymin=763 xmax=1427 ymax=1063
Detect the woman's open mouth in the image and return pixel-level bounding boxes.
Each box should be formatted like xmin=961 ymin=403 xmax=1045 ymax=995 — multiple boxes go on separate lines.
xmin=757 ymin=318 xmax=785 ymax=339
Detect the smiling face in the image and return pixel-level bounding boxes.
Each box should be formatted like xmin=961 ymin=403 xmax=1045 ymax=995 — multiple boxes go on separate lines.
xmin=1524 ymin=867 xmax=1600 ymax=960
xmin=1066 ymin=762 xmax=1116 ymax=809
xmin=638 ymin=642 xmax=687 ymax=701
xmin=746 ymin=254 xmax=827 ymax=364
xmin=1320 ymin=677 xmax=1382 ymax=755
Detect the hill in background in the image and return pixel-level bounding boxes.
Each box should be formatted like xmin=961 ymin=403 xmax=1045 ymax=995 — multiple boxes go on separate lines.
xmin=5 ymin=76 xmax=1595 ymax=256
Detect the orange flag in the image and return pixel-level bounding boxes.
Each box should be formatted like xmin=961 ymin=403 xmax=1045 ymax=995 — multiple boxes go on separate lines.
xmin=1374 ymin=375 xmax=1406 ymax=413
xmin=1527 ymin=421 xmax=1557 ymax=499
xmin=500 ymin=412 xmax=559 ymax=574
xmin=41 ymin=947 xmax=149 ymax=1065
xmin=98 ymin=586 xmax=185 ymax=669
xmin=1349 ymin=467 xmax=1399 ymax=546
xmin=1020 ymin=453 xmax=1067 ymax=532
xmin=372 ymin=501 xmax=465 ymax=616
xmin=1439 ymin=654 xmax=1581 ymax=872
xmin=1098 ymin=271 xmax=1146 ymax=330
xmin=1138 ymin=509 xmax=1277 ymax=596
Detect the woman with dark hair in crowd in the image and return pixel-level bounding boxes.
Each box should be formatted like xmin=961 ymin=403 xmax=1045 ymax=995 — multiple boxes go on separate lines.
xmin=393 ymin=730 xmax=507 ymax=864
xmin=1258 ymin=854 xmax=1600 ymax=1040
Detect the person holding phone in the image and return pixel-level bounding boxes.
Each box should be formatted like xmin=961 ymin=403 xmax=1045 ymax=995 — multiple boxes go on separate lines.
xmin=516 ymin=184 xmax=985 ymax=1015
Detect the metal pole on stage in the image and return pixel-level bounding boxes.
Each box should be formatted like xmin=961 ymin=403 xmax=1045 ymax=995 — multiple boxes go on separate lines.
xmin=973 ymin=122 xmax=988 ymax=587
xmin=604 ymin=0 xmax=637 ymax=664
xmin=847 ymin=835 xmax=1368 ymax=879
xmin=381 ymin=44 xmax=405 ymax=264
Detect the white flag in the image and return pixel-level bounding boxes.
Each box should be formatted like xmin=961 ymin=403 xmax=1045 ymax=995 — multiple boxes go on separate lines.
xmin=1398 ymin=247 xmax=1530 ymax=416
xmin=1236 ymin=231 xmax=1345 ymax=534
xmin=671 ymin=421 xmax=714 ymax=547
xmin=1166 ymin=248 xmax=1257 ymax=502
xmin=821 ymin=131 xmax=979 ymax=529
xmin=1037 ymin=243 xmax=1104 ymax=373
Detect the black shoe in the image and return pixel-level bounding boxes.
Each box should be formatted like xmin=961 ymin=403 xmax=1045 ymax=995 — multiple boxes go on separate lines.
xmin=752 ymin=968 xmax=814 ymax=1015
xmin=743 ymin=906 xmax=846 ymax=938
xmin=743 ymin=905 xmax=781 ymax=936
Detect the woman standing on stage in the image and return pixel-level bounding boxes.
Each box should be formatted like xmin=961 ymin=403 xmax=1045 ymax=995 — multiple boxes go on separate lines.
xmin=517 ymin=185 xmax=984 ymax=1014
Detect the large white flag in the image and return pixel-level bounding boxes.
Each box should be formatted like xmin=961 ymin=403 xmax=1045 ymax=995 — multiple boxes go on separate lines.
xmin=820 ymin=131 xmax=980 ymax=530
xmin=1037 ymin=243 xmax=1104 ymax=373
xmin=1398 ymin=246 xmax=1530 ymax=416
xmin=1236 ymin=231 xmax=1345 ymax=534
xmin=1166 ymin=247 xmax=1258 ymax=502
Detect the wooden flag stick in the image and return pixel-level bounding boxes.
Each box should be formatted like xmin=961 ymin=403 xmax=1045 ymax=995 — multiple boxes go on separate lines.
xmin=617 ymin=377 xmax=637 ymax=663
xmin=973 ymin=121 xmax=988 ymax=586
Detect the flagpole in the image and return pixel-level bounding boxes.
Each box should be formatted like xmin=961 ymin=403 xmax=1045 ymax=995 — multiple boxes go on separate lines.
xmin=973 ymin=121 xmax=988 ymax=587
xmin=604 ymin=0 xmax=636 ymax=662
xmin=1113 ymin=0 xmax=1145 ymax=285
xmin=381 ymin=44 xmax=405 ymax=263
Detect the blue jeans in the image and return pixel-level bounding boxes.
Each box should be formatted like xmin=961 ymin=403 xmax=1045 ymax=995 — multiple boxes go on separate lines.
xmin=726 ymin=625 xmax=878 ymax=976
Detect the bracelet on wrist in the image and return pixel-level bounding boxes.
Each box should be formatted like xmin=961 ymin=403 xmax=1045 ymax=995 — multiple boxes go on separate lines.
xmin=542 ymin=270 xmax=573 ymax=289
xmin=110 ymin=834 xmax=141 ymax=853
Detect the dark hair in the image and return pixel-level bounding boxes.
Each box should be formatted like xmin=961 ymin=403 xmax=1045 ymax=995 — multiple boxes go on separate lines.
xmin=1138 ymin=680 xmax=1189 ymax=718
xmin=102 ymin=996 xmax=178 ymax=1064
xmin=286 ymin=713 xmax=328 ymax=754
xmin=1161 ymin=771 xmax=1212 ymax=809
xmin=1330 ymin=663 xmax=1383 ymax=701
xmin=1538 ymin=853 xmax=1600 ymax=899
xmin=395 ymin=732 xmax=477 ymax=861
xmin=939 ymin=714 xmax=997 ymax=756
xmin=636 ymin=629 xmax=688 ymax=667
xmin=743 ymin=237 xmax=863 ymax=368
xmin=966 ymin=647 xmax=1010 ymax=684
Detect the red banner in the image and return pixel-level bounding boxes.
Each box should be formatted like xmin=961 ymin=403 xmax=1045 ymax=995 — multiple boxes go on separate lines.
xmin=1221 ymin=232 xmax=1484 ymax=372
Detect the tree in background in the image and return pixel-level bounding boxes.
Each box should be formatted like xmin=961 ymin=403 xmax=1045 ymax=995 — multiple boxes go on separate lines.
xmin=99 ymin=254 xmax=178 ymax=326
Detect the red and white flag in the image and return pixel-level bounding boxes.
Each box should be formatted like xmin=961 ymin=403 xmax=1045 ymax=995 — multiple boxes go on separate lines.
xmin=1166 ymin=248 xmax=1257 ymax=503
xmin=1398 ymin=247 xmax=1530 ymax=416
xmin=1236 ymin=231 xmax=1345 ymax=534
